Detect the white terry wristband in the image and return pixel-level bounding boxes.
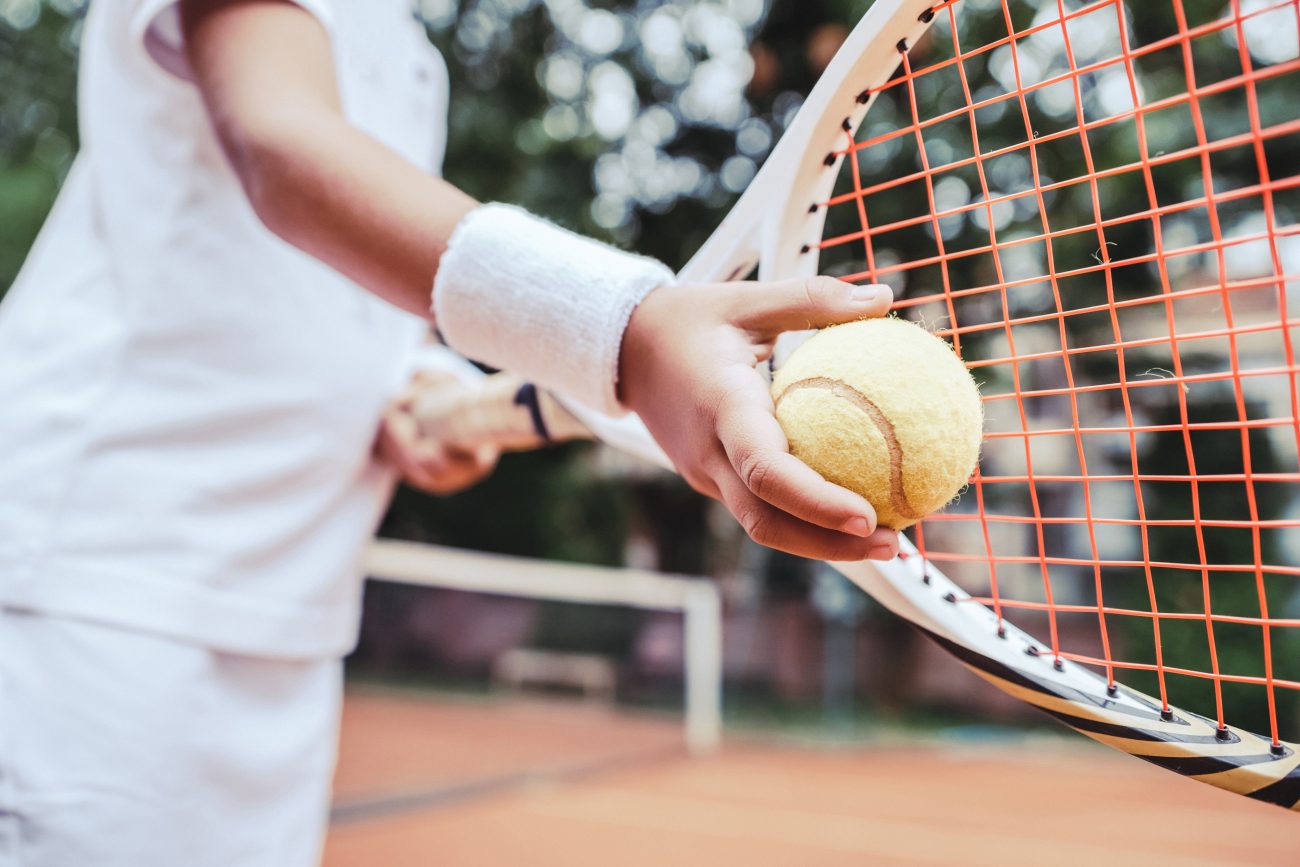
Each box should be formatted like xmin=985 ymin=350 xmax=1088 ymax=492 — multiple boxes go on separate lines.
xmin=431 ymin=204 xmax=675 ymax=416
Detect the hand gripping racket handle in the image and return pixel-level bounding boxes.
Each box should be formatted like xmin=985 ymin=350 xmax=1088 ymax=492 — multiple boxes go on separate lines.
xmin=411 ymin=373 xmax=596 ymax=453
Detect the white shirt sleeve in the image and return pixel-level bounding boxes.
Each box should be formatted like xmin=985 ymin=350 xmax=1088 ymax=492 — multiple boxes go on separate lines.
xmin=127 ymin=0 xmax=339 ymax=81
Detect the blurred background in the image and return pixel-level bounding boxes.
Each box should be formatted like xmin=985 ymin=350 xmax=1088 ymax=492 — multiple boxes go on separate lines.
xmin=4 ymin=0 xmax=1300 ymax=862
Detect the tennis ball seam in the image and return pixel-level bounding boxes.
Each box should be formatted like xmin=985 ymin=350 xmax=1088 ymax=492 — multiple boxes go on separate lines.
xmin=774 ymin=376 xmax=922 ymax=522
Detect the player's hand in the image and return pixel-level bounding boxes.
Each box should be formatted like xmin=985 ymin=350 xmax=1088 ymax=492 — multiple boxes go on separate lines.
xmin=619 ymin=276 xmax=900 ymax=562
xmin=376 ymin=371 xmax=500 ymax=495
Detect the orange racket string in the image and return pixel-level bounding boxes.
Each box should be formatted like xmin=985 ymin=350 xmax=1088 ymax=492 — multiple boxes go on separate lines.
xmin=921 ymin=549 xmax=1300 ymax=577
xmin=959 ymin=596 xmax=1300 ymax=629
xmin=1053 ymin=0 xmax=1121 ymax=692
xmin=1050 ymin=653 xmax=1300 ymax=691
xmin=815 ymin=0 xmax=1300 ymax=740
xmin=937 ymin=1 xmax=1007 ymax=636
xmin=1227 ymin=0 xmax=1292 ymax=746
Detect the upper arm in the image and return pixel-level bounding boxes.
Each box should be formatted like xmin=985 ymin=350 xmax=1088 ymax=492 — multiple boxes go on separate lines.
xmin=179 ymin=0 xmax=341 ymax=179
xmin=175 ymin=0 xmax=475 ymax=314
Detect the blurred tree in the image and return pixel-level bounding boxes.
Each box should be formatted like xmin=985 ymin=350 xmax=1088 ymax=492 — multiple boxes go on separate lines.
xmin=0 ymin=0 xmax=81 ymax=292
xmin=421 ymin=0 xmax=773 ymax=268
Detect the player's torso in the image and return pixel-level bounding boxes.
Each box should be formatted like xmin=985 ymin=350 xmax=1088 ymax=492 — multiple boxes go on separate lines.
xmin=0 ymin=0 xmax=450 ymax=656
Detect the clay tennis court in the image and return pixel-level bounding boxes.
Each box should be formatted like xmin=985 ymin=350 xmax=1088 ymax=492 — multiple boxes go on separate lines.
xmin=324 ymin=689 xmax=1300 ymax=866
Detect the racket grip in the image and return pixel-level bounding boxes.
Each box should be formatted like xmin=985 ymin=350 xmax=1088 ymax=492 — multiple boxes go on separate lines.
xmin=410 ymin=373 xmax=593 ymax=452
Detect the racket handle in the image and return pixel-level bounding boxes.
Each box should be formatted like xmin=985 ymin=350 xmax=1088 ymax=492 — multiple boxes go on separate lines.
xmin=410 ymin=373 xmax=594 ymax=452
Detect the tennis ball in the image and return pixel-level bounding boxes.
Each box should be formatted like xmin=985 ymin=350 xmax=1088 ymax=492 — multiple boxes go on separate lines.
xmin=771 ymin=317 xmax=983 ymax=530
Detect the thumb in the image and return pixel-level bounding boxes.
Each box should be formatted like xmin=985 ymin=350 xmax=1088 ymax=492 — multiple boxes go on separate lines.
xmin=727 ymin=276 xmax=892 ymax=337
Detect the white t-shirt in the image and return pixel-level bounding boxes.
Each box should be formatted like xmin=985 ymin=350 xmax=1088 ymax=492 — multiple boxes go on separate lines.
xmin=0 ymin=0 xmax=451 ymax=658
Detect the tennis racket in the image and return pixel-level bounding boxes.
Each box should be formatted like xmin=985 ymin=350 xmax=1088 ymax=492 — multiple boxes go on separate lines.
xmin=418 ymin=0 xmax=1300 ymax=810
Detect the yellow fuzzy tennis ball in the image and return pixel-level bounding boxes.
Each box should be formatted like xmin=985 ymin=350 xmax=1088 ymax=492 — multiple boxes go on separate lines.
xmin=772 ymin=317 xmax=983 ymax=530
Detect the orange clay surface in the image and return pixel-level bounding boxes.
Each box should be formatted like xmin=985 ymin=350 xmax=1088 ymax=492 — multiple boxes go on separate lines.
xmin=325 ymin=689 xmax=1300 ymax=867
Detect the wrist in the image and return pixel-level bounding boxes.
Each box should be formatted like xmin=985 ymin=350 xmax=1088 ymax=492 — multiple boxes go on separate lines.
xmin=616 ymin=280 xmax=671 ymax=411
xmin=431 ymin=203 xmax=674 ymax=415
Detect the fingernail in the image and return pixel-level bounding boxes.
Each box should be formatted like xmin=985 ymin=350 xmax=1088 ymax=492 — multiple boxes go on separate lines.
xmin=868 ymin=543 xmax=896 ymax=561
xmin=843 ymin=515 xmax=872 ymax=537
xmin=847 ymin=285 xmax=889 ymax=304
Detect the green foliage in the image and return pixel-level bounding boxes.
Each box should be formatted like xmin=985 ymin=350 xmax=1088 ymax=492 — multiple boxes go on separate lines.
xmin=0 ymin=161 xmax=59 ymax=287
xmin=0 ymin=1 xmax=80 ymax=295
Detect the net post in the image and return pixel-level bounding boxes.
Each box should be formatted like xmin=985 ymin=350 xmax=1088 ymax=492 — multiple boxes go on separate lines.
xmin=682 ymin=580 xmax=723 ymax=754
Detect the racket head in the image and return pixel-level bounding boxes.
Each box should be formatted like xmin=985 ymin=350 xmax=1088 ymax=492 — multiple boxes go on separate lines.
xmin=681 ymin=0 xmax=1300 ymax=807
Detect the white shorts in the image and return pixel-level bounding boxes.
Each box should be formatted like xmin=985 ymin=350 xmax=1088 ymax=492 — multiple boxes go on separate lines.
xmin=0 ymin=608 xmax=342 ymax=867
